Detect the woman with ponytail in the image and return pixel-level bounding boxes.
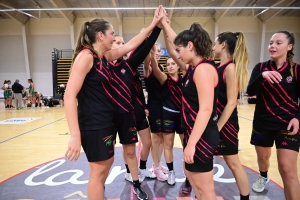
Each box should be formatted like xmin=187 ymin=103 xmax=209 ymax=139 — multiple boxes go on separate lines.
xmin=213 ymin=32 xmax=250 ymax=200
xmin=161 ymin=16 xmax=219 ymax=199
xmin=247 ymin=31 xmax=300 ymax=199
xmin=64 ymin=6 xmax=164 ymax=200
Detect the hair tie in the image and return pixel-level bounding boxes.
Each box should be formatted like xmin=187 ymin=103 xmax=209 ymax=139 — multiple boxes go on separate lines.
xmin=86 ymin=21 xmax=90 ymax=26
xmin=234 ymin=32 xmax=240 ymax=37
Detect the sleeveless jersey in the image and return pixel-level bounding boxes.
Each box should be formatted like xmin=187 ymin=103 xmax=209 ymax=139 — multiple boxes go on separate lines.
xmin=77 ymin=49 xmax=114 ymax=130
xmin=181 ymin=59 xmax=218 ymax=130
xmin=247 ymin=60 xmax=300 ymax=130
xmin=216 ymin=59 xmax=239 ymax=128
xmin=144 ymin=64 xmax=164 ymax=104
xmin=132 ymin=69 xmax=147 ymax=119
xmin=161 ymin=74 xmax=183 ymax=111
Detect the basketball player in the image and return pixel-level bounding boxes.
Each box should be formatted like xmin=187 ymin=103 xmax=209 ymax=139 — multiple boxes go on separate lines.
xmin=28 ymin=79 xmax=35 ymax=105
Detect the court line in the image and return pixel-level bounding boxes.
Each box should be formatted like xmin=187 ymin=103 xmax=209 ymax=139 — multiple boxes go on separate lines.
xmin=238 ymin=115 xmax=253 ymax=121
xmin=0 ymin=117 xmax=66 ymax=144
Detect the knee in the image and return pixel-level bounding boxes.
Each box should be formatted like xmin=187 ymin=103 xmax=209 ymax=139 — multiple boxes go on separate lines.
xmin=225 ymin=158 xmax=241 ymax=171
xmin=151 ymin=135 xmax=161 ymax=144
xmin=278 ymin=164 xmax=296 ymax=180
xmin=164 ymin=142 xmax=174 ymax=151
xmin=124 ymin=147 xmax=136 ymax=159
xmin=257 ymin=155 xmax=270 ymax=163
xmin=142 ymin=140 xmax=152 ymax=149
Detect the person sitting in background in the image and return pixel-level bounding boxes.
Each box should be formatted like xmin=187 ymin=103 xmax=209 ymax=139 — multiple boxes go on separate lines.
xmin=34 ymin=92 xmax=44 ymax=107
xmin=22 ymin=89 xmax=28 ymax=106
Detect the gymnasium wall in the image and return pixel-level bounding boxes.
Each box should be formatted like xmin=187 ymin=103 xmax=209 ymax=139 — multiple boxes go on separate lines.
xmin=0 ymin=16 xmax=299 ymax=96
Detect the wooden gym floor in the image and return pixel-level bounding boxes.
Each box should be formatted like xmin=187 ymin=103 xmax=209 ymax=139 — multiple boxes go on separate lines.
xmin=0 ymin=98 xmax=299 ymax=188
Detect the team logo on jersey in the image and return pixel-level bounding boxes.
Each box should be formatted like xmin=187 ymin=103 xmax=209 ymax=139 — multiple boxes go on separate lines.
xmin=121 ymin=68 xmax=126 ymax=75
xmin=286 ymin=76 xmax=293 ymax=83
xmin=213 ymin=114 xmax=218 ymax=121
xmin=185 ymin=79 xmax=189 ymax=87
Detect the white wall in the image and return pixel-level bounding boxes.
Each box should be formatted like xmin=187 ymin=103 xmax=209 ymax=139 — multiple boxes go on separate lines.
xmin=0 ymin=16 xmax=299 ymax=96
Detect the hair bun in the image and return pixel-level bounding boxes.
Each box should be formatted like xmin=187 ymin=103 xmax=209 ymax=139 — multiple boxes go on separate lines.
xmin=234 ymin=32 xmax=240 ymax=37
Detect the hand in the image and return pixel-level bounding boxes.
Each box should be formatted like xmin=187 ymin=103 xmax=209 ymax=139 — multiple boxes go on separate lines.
xmin=287 ymin=118 xmax=299 ymax=135
xmin=262 ymin=71 xmax=282 ymax=84
xmin=65 ymin=135 xmax=81 ymax=161
xmin=183 ymin=143 xmax=195 ymax=164
xmin=152 ymin=5 xmax=165 ymax=26
xmin=144 ymin=109 xmax=149 ymax=117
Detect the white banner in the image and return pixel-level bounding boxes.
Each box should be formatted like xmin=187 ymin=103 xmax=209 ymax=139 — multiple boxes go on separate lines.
xmin=0 ymin=90 xmax=4 ymax=98
xmin=0 ymin=118 xmax=40 ymax=124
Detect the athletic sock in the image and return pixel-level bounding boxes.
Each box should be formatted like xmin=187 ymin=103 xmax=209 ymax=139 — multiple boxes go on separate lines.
xmin=166 ymin=162 xmax=174 ymax=171
xmin=133 ymin=180 xmax=140 ymax=188
xmin=240 ymin=194 xmax=249 ymax=200
xmin=139 ymin=159 xmax=147 ymax=170
xmin=260 ymin=171 xmax=268 ymax=178
xmin=125 ymin=164 xmax=130 ymax=173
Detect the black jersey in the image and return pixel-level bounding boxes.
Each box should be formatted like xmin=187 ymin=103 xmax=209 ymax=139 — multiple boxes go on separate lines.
xmin=109 ymin=26 xmax=162 ymax=113
xmin=144 ymin=64 xmax=164 ymax=104
xmin=247 ymin=60 xmax=300 ymax=130
xmin=132 ymin=68 xmax=147 ymax=119
xmin=216 ymin=60 xmax=239 ymax=146
xmin=181 ymin=59 xmax=219 ymax=130
xmin=77 ymin=49 xmax=114 ymax=130
xmin=216 ymin=60 xmax=239 ymax=122
xmin=161 ymin=74 xmax=183 ymax=111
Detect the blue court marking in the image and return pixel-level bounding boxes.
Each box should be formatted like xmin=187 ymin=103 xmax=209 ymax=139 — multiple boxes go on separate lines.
xmin=0 ymin=117 xmax=66 ymax=144
xmin=238 ymin=115 xmax=253 ymax=121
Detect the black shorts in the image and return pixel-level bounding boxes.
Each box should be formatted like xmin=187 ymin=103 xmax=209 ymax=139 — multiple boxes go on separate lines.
xmin=250 ymin=125 xmax=300 ymax=152
xmin=147 ymin=103 xmax=162 ymax=133
xmin=161 ymin=107 xmax=182 ymax=134
xmin=215 ymin=119 xmax=239 ymax=155
xmin=136 ymin=118 xmax=149 ymax=131
xmin=183 ymin=126 xmax=219 ymax=172
xmin=81 ymin=126 xmax=115 ymax=162
xmin=113 ymin=112 xmax=138 ymax=145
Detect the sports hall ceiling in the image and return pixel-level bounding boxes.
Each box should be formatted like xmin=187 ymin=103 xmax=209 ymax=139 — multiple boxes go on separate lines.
xmin=0 ymin=0 xmax=299 ymax=22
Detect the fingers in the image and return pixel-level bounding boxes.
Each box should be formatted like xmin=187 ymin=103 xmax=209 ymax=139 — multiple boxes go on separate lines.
xmin=65 ymin=148 xmax=80 ymax=161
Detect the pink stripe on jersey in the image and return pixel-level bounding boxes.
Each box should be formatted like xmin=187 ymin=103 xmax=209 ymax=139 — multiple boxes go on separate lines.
xmin=222 ymin=125 xmax=238 ymax=140
xmin=112 ymin=71 xmax=132 ymax=96
xmin=110 ymin=84 xmax=132 ymax=105
xmin=221 ymin=129 xmax=237 ymax=145
xmin=136 ymin=96 xmax=143 ymax=106
xmin=182 ymin=107 xmax=193 ymax=130
xmin=262 ymin=84 xmax=295 ymax=115
xmin=125 ymin=62 xmax=135 ymax=75
xmin=261 ymin=93 xmax=288 ymax=123
xmin=226 ymin=121 xmax=238 ymax=133
xmin=182 ymin=97 xmax=197 ymax=115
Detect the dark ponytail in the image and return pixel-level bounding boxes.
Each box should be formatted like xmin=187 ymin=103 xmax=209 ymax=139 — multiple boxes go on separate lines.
xmin=276 ymin=31 xmax=295 ymax=76
xmin=72 ymin=18 xmax=111 ymax=66
xmin=174 ymin=22 xmax=212 ymax=59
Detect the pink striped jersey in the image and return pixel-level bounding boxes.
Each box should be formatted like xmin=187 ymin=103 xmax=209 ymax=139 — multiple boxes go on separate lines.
xmin=77 ymin=48 xmax=114 ymax=130
xmin=215 ymin=60 xmax=239 ymax=143
xmin=247 ymin=60 xmax=300 ymax=130
xmin=181 ymin=59 xmax=219 ymax=130
xmin=161 ymin=74 xmax=183 ymax=111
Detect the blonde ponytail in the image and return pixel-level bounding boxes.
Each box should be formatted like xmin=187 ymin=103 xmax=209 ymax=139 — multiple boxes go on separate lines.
xmin=233 ymin=32 xmax=249 ymax=92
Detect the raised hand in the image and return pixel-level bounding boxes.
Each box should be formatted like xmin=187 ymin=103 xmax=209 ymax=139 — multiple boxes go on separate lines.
xmin=152 ymin=5 xmax=166 ymax=26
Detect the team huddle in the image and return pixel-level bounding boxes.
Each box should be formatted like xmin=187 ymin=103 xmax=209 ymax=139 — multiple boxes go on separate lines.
xmin=64 ymin=5 xmax=300 ymax=200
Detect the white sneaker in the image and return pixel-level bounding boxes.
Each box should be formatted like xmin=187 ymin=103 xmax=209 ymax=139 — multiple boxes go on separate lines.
xmin=167 ymin=170 xmax=176 ymax=185
xmin=125 ymin=172 xmax=133 ymax=182
xmin=153 ymin=166 xmax=168 ymax=181
xmin=159 ymin=162 xmax=169 ymax=174
xmin=139 ymin=168 xmax=156 ymax=182
xmin=252 ymin=175 xmax=269 ymax=192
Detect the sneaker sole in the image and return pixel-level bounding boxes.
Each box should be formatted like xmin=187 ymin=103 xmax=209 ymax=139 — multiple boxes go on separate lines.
xmin=167 ymin=181 xmax=176 ymax=186
xmin=252 ymin=179 xmax=269 ymax=193
xmin=132 ymin=189 xmax=148 ymax=200
xmin=182 ymin=190 xmax=192 ymax=195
